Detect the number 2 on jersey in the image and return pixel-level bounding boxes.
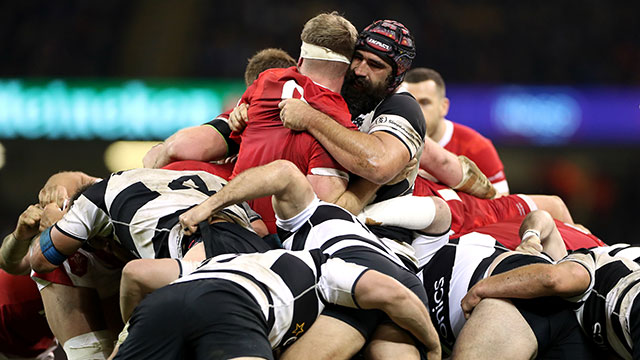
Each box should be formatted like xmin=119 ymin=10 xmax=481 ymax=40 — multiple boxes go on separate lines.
xmin=168 ymin=175 xmax=217 ymax=196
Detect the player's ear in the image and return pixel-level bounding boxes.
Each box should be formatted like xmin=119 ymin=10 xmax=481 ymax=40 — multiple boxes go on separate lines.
xmin=441 ymin=97 xmax=450 ymax=117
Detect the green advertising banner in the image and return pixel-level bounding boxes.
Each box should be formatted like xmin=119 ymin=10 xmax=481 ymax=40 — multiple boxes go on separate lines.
xmin=0 ymin=79 xmax=246 ymax=140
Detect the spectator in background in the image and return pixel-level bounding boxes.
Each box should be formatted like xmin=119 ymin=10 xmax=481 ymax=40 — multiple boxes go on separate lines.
xmin=403 ymin=68 xmax=509 ymax=196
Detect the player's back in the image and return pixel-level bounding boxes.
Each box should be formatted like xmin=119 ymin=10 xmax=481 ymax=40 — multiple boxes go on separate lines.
xmin=232 ymin=67 xmax=354 ymax=233
xmin=63 ymin=168 xmax=253 ymax=259
xmin=174 ymin=248 xmax=366 ymax=349
xmin=233 ymin=67 xmax=353 ymax=176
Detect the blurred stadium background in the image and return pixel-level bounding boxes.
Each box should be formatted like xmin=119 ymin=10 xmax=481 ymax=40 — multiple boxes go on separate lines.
xmin=1 ymin=0 xmax=639 ymax=243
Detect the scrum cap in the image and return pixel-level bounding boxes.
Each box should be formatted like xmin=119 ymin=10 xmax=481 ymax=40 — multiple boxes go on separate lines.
xmin=356 ymin=20 xmax=416 ymax=90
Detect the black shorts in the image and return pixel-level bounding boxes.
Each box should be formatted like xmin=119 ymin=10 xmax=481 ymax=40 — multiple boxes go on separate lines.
xmin=200 ymin=222 xmax=275 ymax=258
xmin=492 ymin=254 xmax=596 ymax=359
xmin=322 ymin=247 xmax=428 ymax=354
xmin=114 ymin=279 xmax=273 ymax=360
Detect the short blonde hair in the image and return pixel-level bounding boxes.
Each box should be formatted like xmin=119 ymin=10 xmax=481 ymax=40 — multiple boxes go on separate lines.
xmin=300 ymin=12 xmax=357 ymax=60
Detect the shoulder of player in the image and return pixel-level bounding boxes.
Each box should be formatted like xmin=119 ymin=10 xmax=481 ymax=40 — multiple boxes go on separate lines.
xmin=373 ymin=91 xmax=426 ymax=135
xmin=451 ymin=121 xmax=491 ymax=143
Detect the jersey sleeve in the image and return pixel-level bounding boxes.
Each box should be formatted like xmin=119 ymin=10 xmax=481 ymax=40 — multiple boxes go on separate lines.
xmin=275 ymin=197 xmax=321 ymax=233
xmin=558 ymin=250 xmax=596 ymax=303
xmin=203 ymin=109 xmax=240 ymax=156
xmin=369 ymin=92 xmax=425 ymax=159
xmin=240 ymin=201 xmax=262 ymax=223
xmin=317 ymin=257 xmax=369 ymax=308
xmin=55 ymin=194 xmax=113 ymax=242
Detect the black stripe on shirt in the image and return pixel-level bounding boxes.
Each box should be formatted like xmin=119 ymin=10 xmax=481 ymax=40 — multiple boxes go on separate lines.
xmin=109 ymin=181 xmax=160 ymax=258
xmin=309 ymin=204 xmax=354 ymax=226
xmin=270 ymin=253 xmax=319 ymax=347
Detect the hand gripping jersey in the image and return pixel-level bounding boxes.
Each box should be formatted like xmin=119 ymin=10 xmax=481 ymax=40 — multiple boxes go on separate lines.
xmin=55 ymin=168 xmax=256 ymax=259
xmin=231 ymin=67 xmax=354 ymax=233
xmin=561 ymin=248 xmax=640 ymax=359
xmin=437 ymin=119 xmax=508 ymax=194
xmin=174 ymin=249 xmax=368 ymax=350
xmin=413 ymin=215 xmax=605 ymax=270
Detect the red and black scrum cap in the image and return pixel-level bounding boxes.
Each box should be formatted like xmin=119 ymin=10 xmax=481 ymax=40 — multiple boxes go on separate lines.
xmin=356 ymin=19 xmax=416 ymax=90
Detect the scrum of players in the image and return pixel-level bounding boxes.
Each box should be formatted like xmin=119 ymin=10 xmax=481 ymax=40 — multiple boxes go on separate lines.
xmin=0 ymin=11 xmax=634 ymax=360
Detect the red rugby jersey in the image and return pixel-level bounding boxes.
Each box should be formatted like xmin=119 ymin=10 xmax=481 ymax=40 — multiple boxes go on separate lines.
xmin=232 ymin=67 xmax=355 ymax=233
xmin=438 ymin=119 xmax=508 ymax=194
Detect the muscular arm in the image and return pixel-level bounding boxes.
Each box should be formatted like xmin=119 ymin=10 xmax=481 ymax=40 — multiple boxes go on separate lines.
xmin=333 ymin=176 xmax=381 ymax=215
xmin=29 ymin=226 xmax=83 ymax=273
xmin=420 ymin=137 xmax=464 ymax=187
xmin=306 ymin=174 xmax=348 ymax=204
xmin=119 ymin=258 xmax=185 ymax=322
xmin=280 ymin=99 xmax=410 ymax=184
xmin=0 ymin=205 xmax=45 ymax=275
xmin=357 ymin=195 xmax=451 ymax=234
xmin=143 ymin=125 xmax=229 ymax=168
xmin=179 ymin=160 xmax=316 ymax=234
xmin=354 ymin=270 xmax=441 ymax=358
xmin=461 ymin=262 xmax=590 ymax=319
xmin=517 ymin=210 xmax=568 ymax=260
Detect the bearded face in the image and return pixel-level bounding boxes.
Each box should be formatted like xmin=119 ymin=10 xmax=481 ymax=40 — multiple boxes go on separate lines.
xmin=341 ymin=67 xmax=393 ymax=119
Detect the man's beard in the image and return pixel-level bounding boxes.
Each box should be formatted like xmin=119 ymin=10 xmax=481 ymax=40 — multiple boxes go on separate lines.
xmin=341 ymin=69 xmax=391 ymax=119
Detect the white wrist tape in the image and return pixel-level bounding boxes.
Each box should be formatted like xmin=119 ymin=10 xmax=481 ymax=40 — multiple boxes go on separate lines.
xmin=357 ymin=195 xmax=436 ymax=230
xmin=521 ymin=229 xmax=541 ymax=242
xmin=62 ymin=330 xmax=113 ymax=360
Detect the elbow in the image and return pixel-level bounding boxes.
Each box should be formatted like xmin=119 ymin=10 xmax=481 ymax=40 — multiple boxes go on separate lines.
xmin=542 ymin=267 xmax=586 ymax=297
xmin=422 ymin=197 xmax=451 ymax=234
xmin=121 ymin=260 xmax=146 ymax=292
xmin=358 ymin=160 xmax=395 ymax=185
xmin=29 ymin=255 xmax=59 ymax=274
xmin=0 ymin=259 xmax=25 ymax=275
xmin=164 ymin=139 xmax=187 ymax=161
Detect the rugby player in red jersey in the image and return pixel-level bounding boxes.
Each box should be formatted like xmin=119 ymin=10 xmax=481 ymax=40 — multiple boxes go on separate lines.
xmin=403 ymin=67 xmax=509 ymax=196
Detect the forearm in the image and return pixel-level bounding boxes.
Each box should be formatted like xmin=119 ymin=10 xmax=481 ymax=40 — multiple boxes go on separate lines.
xmin=383 ymin=291 xmax=441 ymax=356
xmin=200 ymin=160 xmax=313 ymax=221
xmin=420 ymin=138 xmax=462 ymax=187
xmin=519 ymin=210 xmax=567 ymax=260
xmin=334 ymin=177 xmax=380 ymax=215
xmin=473 ymin=264 xmax=563 ymax=300
xmin=355 ymin=271 xmax=440 ymax=355
xmin=307 ymin=115 xmax=398 ymax=184
xmin=164 ymin=126 xmax=228 ymax=162
xmin=0 ymin=233 xmax=32 ymax=275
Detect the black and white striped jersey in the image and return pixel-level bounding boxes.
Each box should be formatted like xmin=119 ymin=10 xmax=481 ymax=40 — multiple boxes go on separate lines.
xmin=588 ymin=243 xmax=640 ymax=264
xmin=419 ymin=231 xmax=510 ymax=352
xmin=275 ymin=197 xmax=406 ymax=269
xmin=561 ymin=248 xmax=640 ymax=359
xmin=353 ymin=90 xmax=426 ymax=241
xmin=174 ymin=249 xmax=369 ymax=349
xmin=55 ymin=168 xmax=256 ymax=259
